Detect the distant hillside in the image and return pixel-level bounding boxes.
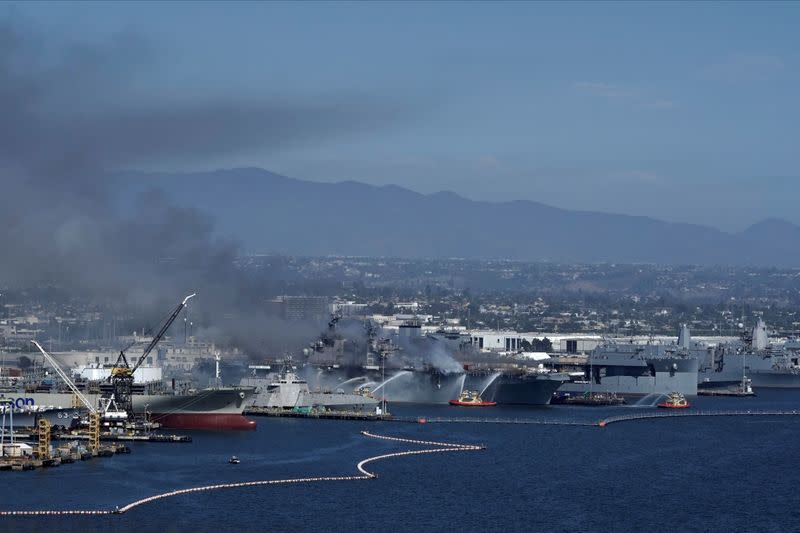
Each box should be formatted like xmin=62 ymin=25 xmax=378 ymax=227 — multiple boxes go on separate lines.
xmin=118 ymin=168 xmax=800 ymax=266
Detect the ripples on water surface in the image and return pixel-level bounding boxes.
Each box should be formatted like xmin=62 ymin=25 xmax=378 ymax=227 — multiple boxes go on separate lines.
xmin=3 ymin=389 xmax=800 ymax=532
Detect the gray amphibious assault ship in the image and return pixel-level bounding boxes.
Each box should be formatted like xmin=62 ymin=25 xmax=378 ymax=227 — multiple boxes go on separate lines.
xmin=554 ymin=339 xmax=699 ymax=398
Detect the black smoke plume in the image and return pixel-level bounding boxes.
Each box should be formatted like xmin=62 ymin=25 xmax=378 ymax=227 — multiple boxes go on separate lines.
xmin=0 ymin=17 xmax=405 ymax=356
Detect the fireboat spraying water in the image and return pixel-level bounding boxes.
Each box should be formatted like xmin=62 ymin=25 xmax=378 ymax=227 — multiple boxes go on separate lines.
xmin=448 ymin=390 xmax=496 ymax=407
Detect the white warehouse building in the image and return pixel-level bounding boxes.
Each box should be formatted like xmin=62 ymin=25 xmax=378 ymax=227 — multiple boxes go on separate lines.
xmin=467 ymin=330 xmax=603 ymax=354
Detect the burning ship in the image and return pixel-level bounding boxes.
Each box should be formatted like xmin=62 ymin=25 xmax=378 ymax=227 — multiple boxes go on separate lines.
xmin=463 ymin=366 xmax=568 ymax=405
xmin=303 ymin=316 xmax=566 ymax=405
xmin=302 ymin=317 xmax=466 ymax=404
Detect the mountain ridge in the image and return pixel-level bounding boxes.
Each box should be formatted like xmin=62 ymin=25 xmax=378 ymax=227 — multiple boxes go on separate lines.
xmin=118 ymin=168 xmax=798 ymax=266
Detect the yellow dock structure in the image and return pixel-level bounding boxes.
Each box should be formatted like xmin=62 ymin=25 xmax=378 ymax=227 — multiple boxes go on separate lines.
xmin=36 ymin=418 xmax=51 ymax=459
xmin=88 ymin=412 xmax=100 ymax=454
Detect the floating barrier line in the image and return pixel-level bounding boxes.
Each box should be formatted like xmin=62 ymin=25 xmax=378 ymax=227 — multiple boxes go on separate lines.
xmin=392 ymin=416 xmax=596 ymax=427
xmin=599 ymin=409 xmax=800 ymax=427
xmin=0 ymin=431 xmax=482 ymax=517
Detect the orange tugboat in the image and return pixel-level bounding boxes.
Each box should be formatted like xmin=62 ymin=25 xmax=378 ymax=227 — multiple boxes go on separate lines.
xmin=657 ymin=392 xmax=690 ymax=409
xmin=448 ymin=390 xmax=497 ymax=407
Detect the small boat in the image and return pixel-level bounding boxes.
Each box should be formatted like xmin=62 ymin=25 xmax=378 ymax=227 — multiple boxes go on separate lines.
xmin=657 ymin=392 xmax=690 ymax=409
xmin=448 ymin=390 xmax=496 ymax=407
xmin=229 ymin=456 xmax=240 ymax=464
xmin=555 ymin=392 xmax=626 ymax=406
xmin=354 ymin=385 xmax=373 ymax=398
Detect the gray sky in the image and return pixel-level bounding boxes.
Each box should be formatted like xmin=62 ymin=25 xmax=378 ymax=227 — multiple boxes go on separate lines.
xmin=8 ymin=1 xmax=800 ymax=231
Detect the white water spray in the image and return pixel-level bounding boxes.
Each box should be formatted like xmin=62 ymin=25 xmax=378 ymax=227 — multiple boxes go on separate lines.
xmin=630 ymin=393 xmax=664 ymax=407
xmin=479 ymin=372 xmax=502 ymax=396
xmin=338 ymin=376 xmax=368 ymax=390
xmin=372 ymin=371 xmax=412 ymax=394
xmin=457 ymin=374 xmax=467 ymax=395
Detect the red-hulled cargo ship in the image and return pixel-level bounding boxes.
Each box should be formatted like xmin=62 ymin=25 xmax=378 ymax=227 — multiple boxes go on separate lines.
xmin=9 ymin=386 xmax=257 ymax=430
xmin=145 ymin=386 xmax=257 ymax=429
xmin=150 ymin=412 xmax=256 ymax=430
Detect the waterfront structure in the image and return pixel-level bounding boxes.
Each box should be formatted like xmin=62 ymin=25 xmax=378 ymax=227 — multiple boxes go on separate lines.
xmin=241 ymin=363 xmax=378 ymax=411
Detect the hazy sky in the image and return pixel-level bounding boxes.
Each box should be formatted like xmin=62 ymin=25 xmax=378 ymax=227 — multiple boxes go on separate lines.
xmin=8 ymin=1 xmax=799 ymax=231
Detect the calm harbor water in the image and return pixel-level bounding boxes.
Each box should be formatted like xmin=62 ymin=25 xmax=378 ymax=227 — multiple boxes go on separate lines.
xmin=3 ymin=390 xmax=800 ymax=532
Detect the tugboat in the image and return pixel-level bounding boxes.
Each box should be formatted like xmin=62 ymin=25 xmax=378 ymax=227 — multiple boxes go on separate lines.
xmin=229 ymin=456 xmax=240 ymax=464
xmin=657 ymin=392 xmax=690 ymax=409
xmin=448 ymin=390 xmax=496 ymax=407
xmin=355 ymin=385 xmax=373 ymax=398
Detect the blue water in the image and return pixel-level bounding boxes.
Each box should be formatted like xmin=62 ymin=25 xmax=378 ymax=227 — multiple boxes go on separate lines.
xmin=4 ymin=390 xmax=800 ymax=532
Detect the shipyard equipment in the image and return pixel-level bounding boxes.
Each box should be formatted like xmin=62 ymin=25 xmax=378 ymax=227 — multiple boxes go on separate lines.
xmin=0 ymin=398 xmax=15 ymax=455
xmin=32 ymin=340 xmax=97 ymax=414
xmin=109 ymin=293 xmax=195 ymax=415
xmin=37 ymin=418 xmax=51 ymax=459
xmin=31 ymin=340 xmax=113 ymax=452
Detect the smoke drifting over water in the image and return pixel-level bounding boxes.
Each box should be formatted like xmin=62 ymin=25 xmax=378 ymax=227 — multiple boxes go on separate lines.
xmin=0 ymin=17 xmax=403 ymax=355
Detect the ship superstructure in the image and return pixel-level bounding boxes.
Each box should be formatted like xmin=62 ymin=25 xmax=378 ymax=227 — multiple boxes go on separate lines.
xmin=554 ymin=340 xmax=699 ymax=397
xmin=697 ymin=319 xmax=800 ymax=389
xmin=241 ymin=360 xmax=379 ymax=410
xmin=303 ymin=317 xmax=467 ymax=404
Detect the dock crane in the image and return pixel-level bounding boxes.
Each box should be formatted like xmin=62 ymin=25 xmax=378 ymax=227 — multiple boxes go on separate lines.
xmin=110 ymin=293 xmax=196 ymax=415
xmin=31 ymin=340 xmax=98 ymax=416
xmin=30 ymin=340 xmax=124 ymax=453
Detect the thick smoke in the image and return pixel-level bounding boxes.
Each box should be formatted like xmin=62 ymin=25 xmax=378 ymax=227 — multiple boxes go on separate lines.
xmin=395 ymin=335 xmax=464 ymax=373
xmin=0 ymin=18 xmax=404 ymax=357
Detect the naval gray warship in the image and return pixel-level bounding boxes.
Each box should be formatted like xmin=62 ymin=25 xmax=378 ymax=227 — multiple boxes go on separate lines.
xmin=463 ymin=367 xmax=568 ymax=405
xmin=240 ymin=361 xmax=379 ymax=410
xmin=696 ymin=319 xmax=800 ymax=389
xmin=553 ymin=340 xmax=699 ymax=398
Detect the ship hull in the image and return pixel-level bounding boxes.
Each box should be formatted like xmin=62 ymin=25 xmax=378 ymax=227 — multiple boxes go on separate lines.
xmin=305 ymin=366 xmax=466 ymax=404
xmin=241 ymin=374 xmax=379 ymax=410
xmin=465 ymin=372 xmax=567 ymax=405
xmin=699 ymin=359 xmax=800 ymax=389
xmin=148 ymin=413 xmax=256 ymax=430
xmin=299 ymin=392 xmax=378 ymax=410
xmin=748 ymin=371 xmax=800 ymax=388
xmin=559 ymin=357 xmax=698 ymax=397
xmin=0 ymin=407 xmax=81 ymax=428
xmin=373 ymin=370 xmax=466 ymax=404
xmin=0 ymin=387 xmax=256 ymax=430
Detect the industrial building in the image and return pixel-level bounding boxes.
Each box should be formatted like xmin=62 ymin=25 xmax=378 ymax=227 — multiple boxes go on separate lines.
xmin=266 ymin=296 xmax=330 ymax=321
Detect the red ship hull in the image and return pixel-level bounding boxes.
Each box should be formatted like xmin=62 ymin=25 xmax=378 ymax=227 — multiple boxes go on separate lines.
xmin=448 ymin=400 xmax=497 ymax=407
xmin=150 ymin=413 xmax=257 ymax=430
xmin=657 ymin=403 xmax=690 ymax=409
